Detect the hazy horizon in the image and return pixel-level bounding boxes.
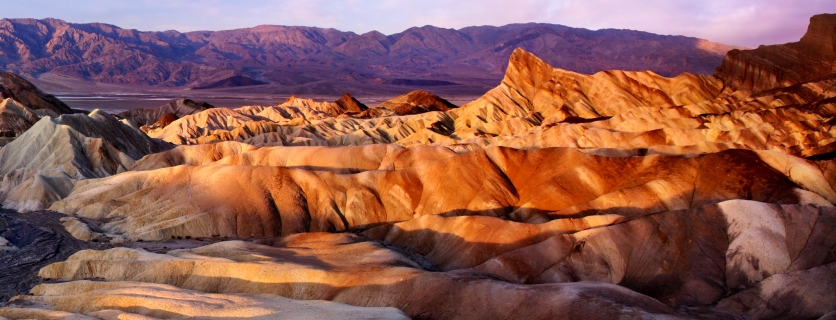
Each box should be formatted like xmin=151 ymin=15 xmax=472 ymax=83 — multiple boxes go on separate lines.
xmin=3 ymin=0 xmax=835 ymax=47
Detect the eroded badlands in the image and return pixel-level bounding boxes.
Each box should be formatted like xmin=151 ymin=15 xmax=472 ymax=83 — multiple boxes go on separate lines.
xmin=2 ymin=13 xmax=836 ymax=320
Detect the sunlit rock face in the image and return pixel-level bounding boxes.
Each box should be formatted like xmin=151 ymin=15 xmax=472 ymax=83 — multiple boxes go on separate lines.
xmin=47 ymin=147 xmax=833 ymax=241
xmin=3 ymin=13 xmax=836 ymax=320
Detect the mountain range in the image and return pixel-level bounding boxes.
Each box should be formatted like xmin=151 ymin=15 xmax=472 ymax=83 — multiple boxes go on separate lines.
xmin=0 ymin=18 xmax=739 ymax=95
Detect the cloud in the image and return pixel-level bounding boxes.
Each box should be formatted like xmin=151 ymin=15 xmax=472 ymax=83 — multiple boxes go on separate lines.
xmin=1 ymin=0 xmax=834 ymax=46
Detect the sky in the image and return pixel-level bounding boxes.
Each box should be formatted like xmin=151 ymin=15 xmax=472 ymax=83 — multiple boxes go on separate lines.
xmin=1 ymin=0 xmax=834 ymax=47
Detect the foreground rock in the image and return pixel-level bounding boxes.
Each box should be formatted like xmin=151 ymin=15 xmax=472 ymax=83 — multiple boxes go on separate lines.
xmin=0 ymin=210 xmax=109 ymax=302
xmin=716 ymin=261 xmax=836 ymax=319
xmin=10 ymin=233 xmax=679 ymax=319
xmin=1 ymin=281 xmax=409 ymax=320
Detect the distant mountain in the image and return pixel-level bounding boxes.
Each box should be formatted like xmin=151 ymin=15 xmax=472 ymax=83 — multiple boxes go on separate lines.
xmin=0 ymin=18 xmax=739 ymax=94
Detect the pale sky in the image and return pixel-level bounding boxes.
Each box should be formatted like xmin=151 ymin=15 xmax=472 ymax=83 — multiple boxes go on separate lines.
xmin=1 ymin=0 xmax=834 ymax=47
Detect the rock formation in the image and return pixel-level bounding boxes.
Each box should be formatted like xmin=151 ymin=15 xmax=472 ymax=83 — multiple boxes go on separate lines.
xmin=23 ymin=234 xmax=680 ymax=319
xmin=2 ymin=280 xmax=409 ymax=319
xmin=0 ymin=72 xmax=73 ymax=145
xmin=117 ymin=98 xmax=214 ymax=128
xmin=46 ymin=147 xmax=833 ymax=241
xmin=0 ymin=110 xmax=170 ymax=211
xmin=277 ymin=93 xmax=369 ymax=117
xmin=715 ymin=14 xmax=836 ymax=92
xmin=355 ymin=90 xmax=458 ymax=118
xmin=4 ymin=13 xmax=836 ymax=320
xmin=0 ymin=71 xmax=72 ymax=114
xmin=0 ymin=98 xmax=41 ymax=140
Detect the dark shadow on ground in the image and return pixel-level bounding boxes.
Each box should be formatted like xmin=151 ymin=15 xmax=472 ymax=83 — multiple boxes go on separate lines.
xmin=0 ymin=209 xmax=110 ymax=302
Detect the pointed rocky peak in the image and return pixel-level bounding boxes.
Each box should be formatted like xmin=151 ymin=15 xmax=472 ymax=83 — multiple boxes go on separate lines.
xmin=282 ymin=95 xmax=307 ymax=105
xmin=500 ymin=48 xmax=563 ymax=94
xmin=506 ymin=48 xmax=554 ymax=76
xmin=171 ymin=98 xmax=214 ymax=113
xmin=333 ymin=92 xmax=368 ymax=113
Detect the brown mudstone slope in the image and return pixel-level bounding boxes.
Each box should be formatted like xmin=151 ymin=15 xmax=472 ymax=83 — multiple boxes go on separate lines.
xmin=0 ymin=71 xmax=72 ymax=114
xmin=3 ymin=13 xmax=836 ymax=320
xmin=117 ymin=98 xmax=214 ymax=128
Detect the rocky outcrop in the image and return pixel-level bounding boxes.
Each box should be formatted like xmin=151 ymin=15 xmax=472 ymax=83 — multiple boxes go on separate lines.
xmin=717 ymin=261 xmax=836 ymax=319
xmin=0 ymin=71 xmax=72 ymax=114
xmin=714 ymin=13 xmax=836 ymax=92
xmin=365 ymin=200 xmax=836 ymax=313
xmin=355 ymin=90 xmax=458 ymax=118
xmin=0 ymin=72 xmax=72 ymax=143
xmin=139 ymin=47 xmax=836 ymax=161
xmin=117 ymin=98 xmax=214 ymax=128
xmin=278 ymin=94 xmax=368 ymax=117
xmin=449 ymin=48 xmax=724 ymax=138
xmin=334 ymin=92 xmax=369 ymax=113
xmin=0 ymin=98 xmax=40 ymax=139
xmin=146 ymin=102 xmax=455 ymax=146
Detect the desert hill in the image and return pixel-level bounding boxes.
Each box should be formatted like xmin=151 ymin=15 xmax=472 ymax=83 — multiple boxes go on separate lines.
xmin=1 ymin=13 xmax=836 ymax=320
xmin=0 ymin=18 xmax=738 ymax=95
